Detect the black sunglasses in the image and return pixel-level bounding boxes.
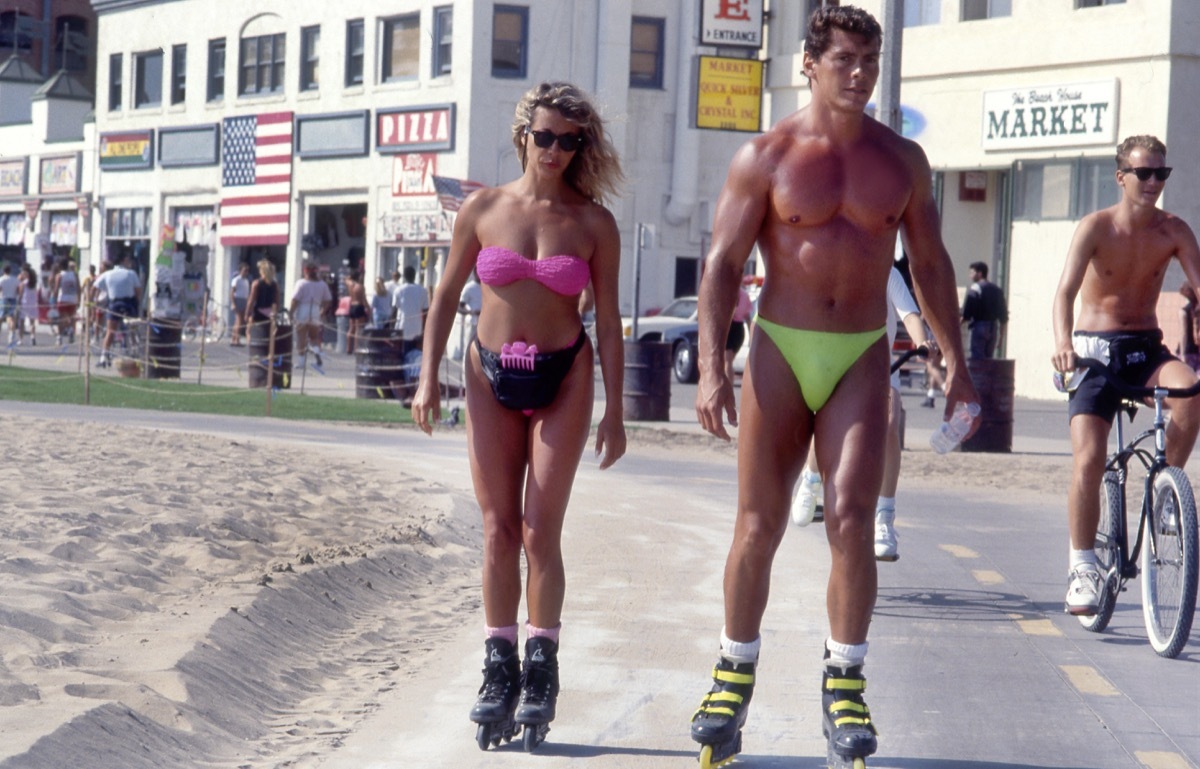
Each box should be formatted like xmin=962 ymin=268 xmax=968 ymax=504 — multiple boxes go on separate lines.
xmin=527 ymin=128 xmax=585 ymax=153
xmin=1120 ymin=166 xmax=1172 ymax=182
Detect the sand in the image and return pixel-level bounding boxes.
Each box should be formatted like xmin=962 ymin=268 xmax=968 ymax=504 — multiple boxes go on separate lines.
xmin=0 ymin=415 xmax=484 ymax=769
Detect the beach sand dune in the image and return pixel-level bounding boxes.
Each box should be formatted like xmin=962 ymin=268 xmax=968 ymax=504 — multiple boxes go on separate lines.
xmin=0 ymin=416 xmax=482 ymax=769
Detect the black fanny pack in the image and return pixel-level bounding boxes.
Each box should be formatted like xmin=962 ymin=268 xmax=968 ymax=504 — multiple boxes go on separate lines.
xmin=1107 ymin=331 xmax=1163 ymax=375
xmin=477 ymin=330 xmax=586 ymax=412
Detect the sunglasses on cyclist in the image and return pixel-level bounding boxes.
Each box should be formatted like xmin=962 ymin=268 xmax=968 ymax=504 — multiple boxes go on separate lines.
xmin=527 ymin=128 xmax=585 ymax=153
xmin=1120 ymin=166 xmax=1172 ymax=182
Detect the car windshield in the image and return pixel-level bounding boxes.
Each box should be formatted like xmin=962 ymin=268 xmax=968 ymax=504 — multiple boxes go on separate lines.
xmin=660 ymin=299 xmax=697 ymax=319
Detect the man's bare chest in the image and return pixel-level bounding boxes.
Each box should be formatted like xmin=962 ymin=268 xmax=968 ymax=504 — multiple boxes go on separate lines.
xmin=769 ymin=151 xmax=910 ymax=232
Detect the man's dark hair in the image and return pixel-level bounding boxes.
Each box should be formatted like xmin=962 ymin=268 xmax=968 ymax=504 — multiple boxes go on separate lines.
xmin=804 ymin=3 xmax=882 ymax=61
xmin=403 ymin=265 xmax=416 ymax=283
xmin=969 ymin=261 xmax=989 ymax=279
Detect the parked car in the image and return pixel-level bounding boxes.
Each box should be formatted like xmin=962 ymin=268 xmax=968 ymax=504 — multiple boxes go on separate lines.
xmin=621 ymin=296 xmax=698 ymax=342
xmin=662 ymin=321 xmax=748 ymax=383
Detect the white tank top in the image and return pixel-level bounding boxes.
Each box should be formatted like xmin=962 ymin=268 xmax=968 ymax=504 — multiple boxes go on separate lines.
xmin=57 ymin=270 xmax=80 ymax=302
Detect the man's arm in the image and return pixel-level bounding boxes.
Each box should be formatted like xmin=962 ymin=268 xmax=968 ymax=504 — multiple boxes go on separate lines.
xmin=694 ymin=140 xmax=772 ymax=439
xmin=1051 ymin=216 xmax=1098 ymax=373
xmin=899 ymin=142 xmax=978 ymax=420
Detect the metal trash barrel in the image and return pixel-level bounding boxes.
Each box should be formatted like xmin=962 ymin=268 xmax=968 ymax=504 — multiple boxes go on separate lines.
xmin=623 ymin=340 xmax=672 ymax=421
xmin=961 ymin=358 xmax=1014 ymax=453
xmin=146 ymin=319 xmax=181 ymax=379
xmin=248 ymin=318 xmax=293 ymax=389
xmin=356 ymin=327 xmax=403 ymax=399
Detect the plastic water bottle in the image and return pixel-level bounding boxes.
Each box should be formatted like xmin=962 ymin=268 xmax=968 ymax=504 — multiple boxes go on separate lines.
xmin=930 ymin=401 xmax=982 ymax=454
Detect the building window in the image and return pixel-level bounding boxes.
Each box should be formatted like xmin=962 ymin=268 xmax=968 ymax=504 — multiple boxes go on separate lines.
xmin=54 ymin=16 xmax=89 ymax=72
xmin=108 ymin=52 xmax=122 ymax=111
xmin=207 ymin=38 xmax=225 ymax=101
xmin=134 ymin=49 xmax=163 ymax=108
xmin=1075 ymin=158 xmax=1121 ymax=217
xmin=381 ymin=14 xmax=419 ymax=82
xmin=345 ymin=19 xmax=364 ymax=86
xmin=905 ymin=0 xmax=942 ymax=26
xmin=239 ymin=32 xmax=285 ymax=95
xmin=1013 ymin=159 xmax=1117 ymax=222
xmin=170 ymin=44 xmax=186 ymax=105
xmin=629 ymin=17 xmax=664 ymax=89
xmin=300 ymin=25 xmax=320 ymax=91
xmin=1077 ymin=0 xmax=1125 ymax=6
xmin=492 ymin=5 xmax=528 ymax=79
xmin=0 ymin=11 xmax=34 ymax=52
xmin=962 ymin=0 xmax=1012 ymax=20
xmin=432 ymin=6 xmax=453 ymax=77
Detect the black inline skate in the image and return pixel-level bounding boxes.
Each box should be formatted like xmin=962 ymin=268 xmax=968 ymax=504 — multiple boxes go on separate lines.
xmin=469 ymin=637 xmax=521 ymax=751
xmin=821 ymin=661 xmax=878 ymax=769
xmin=690 ymin=657 xmax=756 ymax=769
xmin=515 ymin=636 xmax=559 ymax=751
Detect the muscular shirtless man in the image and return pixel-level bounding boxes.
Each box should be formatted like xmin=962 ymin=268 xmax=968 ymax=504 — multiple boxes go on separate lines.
xmin=1052 ymin=134 xmax=1200 ymax=616
xmin=689 ymin=6 xmax=977 ymax=768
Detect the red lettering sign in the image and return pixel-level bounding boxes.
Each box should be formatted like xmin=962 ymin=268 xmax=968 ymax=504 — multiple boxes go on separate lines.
xmin=716 ymin=0 xmax=749 ymax=21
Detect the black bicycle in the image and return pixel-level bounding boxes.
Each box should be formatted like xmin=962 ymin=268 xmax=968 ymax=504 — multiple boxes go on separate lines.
xmin=1057 ymin=358 xmax=1199 ymax=658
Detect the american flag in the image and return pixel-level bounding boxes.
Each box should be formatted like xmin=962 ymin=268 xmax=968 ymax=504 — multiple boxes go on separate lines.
xmin=220 ymin=112 xmax=293 ymax=246
xmin=432 ymin=175 xmax=486 ymax=212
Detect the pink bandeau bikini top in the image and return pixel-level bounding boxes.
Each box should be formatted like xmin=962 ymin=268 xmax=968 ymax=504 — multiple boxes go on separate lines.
xmin=476 ymin=246 xmax=590 ymax=296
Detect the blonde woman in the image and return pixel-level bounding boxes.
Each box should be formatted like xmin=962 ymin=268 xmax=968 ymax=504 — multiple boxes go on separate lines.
xmin=244 ymin=259 xmax=278 ymax=331
xmin=412 ymin=82 xmax=625 ymax=750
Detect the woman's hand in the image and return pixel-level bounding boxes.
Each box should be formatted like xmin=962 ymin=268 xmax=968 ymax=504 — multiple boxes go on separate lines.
xmin=411 ymin=375 xmax=441 ymax=435
xmin=594 ymin=410 xmax=626 ymax=469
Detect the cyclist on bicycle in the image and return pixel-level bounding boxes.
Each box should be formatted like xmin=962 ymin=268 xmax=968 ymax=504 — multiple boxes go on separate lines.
xmin=94 ymin=255 xmax=142 ymax=368
xmin=1052 ymin=134 xmax=1200 ymax=616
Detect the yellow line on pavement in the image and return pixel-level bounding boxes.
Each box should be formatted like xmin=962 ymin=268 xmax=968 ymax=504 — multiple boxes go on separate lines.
xmin=1060 ymin=665 xmax=1119 ymax=697
xmin=1136 ymin=751 xmax=1195 ymax=769
xmin=972 ymin=569 xmax=1004 ymax=585
xmin=939 ymin=544 xmax=979 ymax=559
xmin=1015 ymin=618 xmax=1062 ymax=637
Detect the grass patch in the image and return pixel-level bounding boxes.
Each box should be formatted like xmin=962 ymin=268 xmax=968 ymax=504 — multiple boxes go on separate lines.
xmin=0 ymin=365 xmax=414 ymax=424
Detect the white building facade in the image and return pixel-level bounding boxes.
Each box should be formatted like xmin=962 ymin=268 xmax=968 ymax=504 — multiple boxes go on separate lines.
xmin=91 ymin=0 xmax=751 ymax=326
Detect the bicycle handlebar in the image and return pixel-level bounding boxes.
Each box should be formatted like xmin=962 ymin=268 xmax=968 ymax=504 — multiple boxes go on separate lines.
xmin=890 ymin=345 xmax=929 ymax=375
xmin=1058 ymin=357 xmax=1200 ymax=401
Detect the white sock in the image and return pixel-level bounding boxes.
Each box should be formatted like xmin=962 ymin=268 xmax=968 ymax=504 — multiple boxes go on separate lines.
xmin=876 ymin=496 xmax=895 ymax=513
xmin=1070 ymin=549 xmax=1098 ymax=570
xmin=826 ymin=638 xmax=868 ymax=669
xmin=802 ymin=468 xmax=821 ymax=486
xmin=720 ymin=630 xmax=761 ymax=664
xmin=927 ymin=388 xmax=936 ymax=398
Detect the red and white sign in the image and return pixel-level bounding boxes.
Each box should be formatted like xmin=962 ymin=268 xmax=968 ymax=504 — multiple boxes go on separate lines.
xmin=377 ymin=106 xmax=455 ymax=153
xmin=699 ymin=0 xmax=764 ymax=48
xmin=392 ymin=153 xmax=437 ymax=197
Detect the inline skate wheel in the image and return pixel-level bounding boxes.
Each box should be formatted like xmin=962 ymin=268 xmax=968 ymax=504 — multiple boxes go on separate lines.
xmin=475 ymin=723 xmax=490 ymax=751
xmin=522 ymin=723 xmax=547 ymax=752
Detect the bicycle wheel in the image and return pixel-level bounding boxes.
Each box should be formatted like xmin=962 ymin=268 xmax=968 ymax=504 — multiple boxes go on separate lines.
xmin=181 ymin=319 xmax=198 ymax=342
xmin=1080 ymin=470 xmax=1123 ymax=632
xmin=1141 ymin=466 xmax=1198 ymax=658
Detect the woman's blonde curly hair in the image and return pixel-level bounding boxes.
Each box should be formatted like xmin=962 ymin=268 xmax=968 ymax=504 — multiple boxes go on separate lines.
xmin=512 ymin=82 xmax=624 ymax=206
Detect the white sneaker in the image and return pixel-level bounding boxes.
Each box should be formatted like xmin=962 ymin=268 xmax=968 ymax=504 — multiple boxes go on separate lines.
xmin=791 ymin=475 xmax=822 ymax=527
xmin=1064 ymin=566 xmax=1103 ymax=616
xmin=874 ymin=508 xmax=899 ymax=561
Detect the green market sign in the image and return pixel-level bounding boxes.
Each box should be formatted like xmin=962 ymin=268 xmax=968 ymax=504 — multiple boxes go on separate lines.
xmin=982 ymin=79 xmax=1117 ymax=151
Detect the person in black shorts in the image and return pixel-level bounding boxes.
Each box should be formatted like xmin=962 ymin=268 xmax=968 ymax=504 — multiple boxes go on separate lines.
xmin=1052 ymin=134 xmax=1200 ymax=617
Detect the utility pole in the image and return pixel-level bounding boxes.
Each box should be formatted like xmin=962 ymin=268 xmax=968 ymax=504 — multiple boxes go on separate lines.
xmin=877 ymin=0 xmax=904 ymax=134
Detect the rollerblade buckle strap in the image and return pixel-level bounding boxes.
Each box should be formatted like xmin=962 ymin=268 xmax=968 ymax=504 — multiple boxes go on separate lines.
xmin=824 ymin=676 xmax=866 ymax=691
xmin=713 ymin=666 xmax=755 ymax=685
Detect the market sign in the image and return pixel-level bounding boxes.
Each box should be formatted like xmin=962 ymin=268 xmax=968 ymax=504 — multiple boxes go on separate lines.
xmin=699 ymin=0 xmax=764 ymax=48
xmin=377 ymin=105 xmax=455 ymax=153
xmin=99 ymin=130 xmax=154 ymax=170
xmin=695 ymin=56 xmax=764 ymax=133
xmin=0 ymin=158 xmax=26 ymax=197
xmin=982 ymin=79 xmax=1118 ymax=151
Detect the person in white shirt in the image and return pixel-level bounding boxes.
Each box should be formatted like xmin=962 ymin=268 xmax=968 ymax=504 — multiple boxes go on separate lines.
xmin=93 ymin=255 xmax=143 ymax=367
xmin=230 ymin=263 xmax=251 ymax=346
xmin=290 ymin=262 xmax=333 ymax=367
xmin=392 ymin=265 xmax=429 ymax=351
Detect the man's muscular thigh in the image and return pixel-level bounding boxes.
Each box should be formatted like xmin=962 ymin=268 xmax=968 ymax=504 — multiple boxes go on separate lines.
xmin=737 ymin=330 xmax=815 ymax=505
xmin=813 ymin=342 xmax=890 ymax=511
